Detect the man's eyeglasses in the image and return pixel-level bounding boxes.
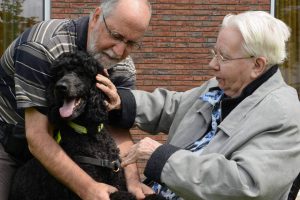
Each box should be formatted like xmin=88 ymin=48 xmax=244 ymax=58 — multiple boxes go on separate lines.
xmin=102 ymin=15 xmax=142 ymax=50
xmin=210 ymin=49 xmax=254 ymax=64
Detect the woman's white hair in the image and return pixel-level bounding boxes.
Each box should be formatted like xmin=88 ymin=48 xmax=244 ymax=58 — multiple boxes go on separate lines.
xmin=221 ymin=11 xmax=291 ymax=66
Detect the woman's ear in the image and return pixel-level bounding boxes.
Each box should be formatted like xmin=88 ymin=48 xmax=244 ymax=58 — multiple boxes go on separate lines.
xmin=251 ymin=57 xmax=268 ymax=79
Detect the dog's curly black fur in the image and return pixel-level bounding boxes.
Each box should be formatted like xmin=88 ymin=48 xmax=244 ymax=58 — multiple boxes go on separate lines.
xmin=9 ymin=51 xmax=165 ymax=200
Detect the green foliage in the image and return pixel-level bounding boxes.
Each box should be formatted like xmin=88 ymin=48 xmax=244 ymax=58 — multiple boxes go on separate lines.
xmin=0 ymin=0 xmax=39 ymax=54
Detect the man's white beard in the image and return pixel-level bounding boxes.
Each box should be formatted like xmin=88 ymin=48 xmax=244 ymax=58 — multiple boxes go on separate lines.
xmin=87 ymin=33 xmax=120 ymax=69
xmin=89 ymin=49 xmax=119 ymax=69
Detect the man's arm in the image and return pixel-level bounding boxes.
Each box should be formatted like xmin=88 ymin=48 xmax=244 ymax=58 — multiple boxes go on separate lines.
xmin=25 ymin=107 xmax=117 ymax=200
xmin=107 ymin=126 xmax=154 ymax=199
xmin=96 ymin=74 xmax=154 ymax=197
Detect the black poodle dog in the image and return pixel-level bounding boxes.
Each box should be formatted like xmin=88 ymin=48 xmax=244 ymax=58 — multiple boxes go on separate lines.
xmin=9 ymin=51 xmax=165 ymax=200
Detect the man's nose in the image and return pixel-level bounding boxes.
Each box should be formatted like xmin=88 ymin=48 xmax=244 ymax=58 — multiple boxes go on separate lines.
xmin=112 ymin=42 xmax=128 ymax=58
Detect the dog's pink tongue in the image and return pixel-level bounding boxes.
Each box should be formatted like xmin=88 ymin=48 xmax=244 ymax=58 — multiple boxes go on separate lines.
xmin=59 ymin=99 xmax=75 ymax=118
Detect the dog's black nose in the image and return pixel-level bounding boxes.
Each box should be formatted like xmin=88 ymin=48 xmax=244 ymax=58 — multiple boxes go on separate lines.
xmin=55 ymin=81 xmax=68 ymax=94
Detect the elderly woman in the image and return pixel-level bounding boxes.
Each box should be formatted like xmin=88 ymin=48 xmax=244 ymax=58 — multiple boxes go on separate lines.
xmin=97 ymin=11 xmax=300 ymax=199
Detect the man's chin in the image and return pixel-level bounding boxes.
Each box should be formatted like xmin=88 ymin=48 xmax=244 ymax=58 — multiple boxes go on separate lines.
xmin=95 ymin=55 xmax=120 ymax=69
xmin=102 ymin=60 xmax=119 ymax=69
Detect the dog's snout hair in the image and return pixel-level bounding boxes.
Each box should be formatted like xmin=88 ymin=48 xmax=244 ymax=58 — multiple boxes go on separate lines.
xmin=55 ymin=79 xmax=68 ymax=95
xmin=55 ymin=72 xmax=87 ymax=97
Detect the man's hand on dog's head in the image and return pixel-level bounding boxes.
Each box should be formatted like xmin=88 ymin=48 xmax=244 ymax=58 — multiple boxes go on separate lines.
xmin=96 ymin=74 xmax=121 ymax=111
xmin=102 ymin=69 xmax=109 ymax=77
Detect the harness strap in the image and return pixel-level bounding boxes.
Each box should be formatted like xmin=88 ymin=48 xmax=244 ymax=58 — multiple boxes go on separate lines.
xmin=73 ymin=156 xmax=121 ymax=172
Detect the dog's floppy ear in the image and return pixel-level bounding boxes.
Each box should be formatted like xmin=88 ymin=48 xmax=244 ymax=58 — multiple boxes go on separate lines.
xmin=86 ymin=85 xmax=108 ymax=123
xmin=47 ymin=56 xmax=63 ymax=126
xmin=84 ymin=53 xmax=108 ymax=124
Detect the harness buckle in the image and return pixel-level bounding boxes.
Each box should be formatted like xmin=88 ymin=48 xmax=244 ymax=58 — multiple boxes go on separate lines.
xmin=111 ymin=160 xmax=120 ymax=172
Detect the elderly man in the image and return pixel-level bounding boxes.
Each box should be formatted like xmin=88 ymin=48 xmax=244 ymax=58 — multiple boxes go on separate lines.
xmin=0 ymin=0 xmax=152 ymax=199
xmin=97 ymin=11 xmax=300 ymax=200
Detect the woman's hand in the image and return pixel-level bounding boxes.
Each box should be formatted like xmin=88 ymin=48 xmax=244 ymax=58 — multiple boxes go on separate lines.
xmin=96 ymin=74 xmax=121 ymax=111
xmin=121 ymin=137 xmax=162 ymax=167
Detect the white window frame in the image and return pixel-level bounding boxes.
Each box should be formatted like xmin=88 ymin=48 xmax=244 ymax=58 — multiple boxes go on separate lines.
xmin=44 ymin=0 xmax=51 ymax=20
xmin=270 ymin=0 xmax=275 ymax=16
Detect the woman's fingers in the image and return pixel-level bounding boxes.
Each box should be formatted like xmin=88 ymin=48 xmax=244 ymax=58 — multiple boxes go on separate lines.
xmin=121 ymin=137 xmax=162 ymax=167
xmin=121 ymin=144 xmax=139 ymax=167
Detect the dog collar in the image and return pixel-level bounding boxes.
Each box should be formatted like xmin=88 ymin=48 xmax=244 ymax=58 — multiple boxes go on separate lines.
xmin=55 ymin=122 xmax=104 ymax=143
xmin=67 ymin=121 xmax=104 ymax=134
xmin=73 ymin=156 xmax=121 ymax=173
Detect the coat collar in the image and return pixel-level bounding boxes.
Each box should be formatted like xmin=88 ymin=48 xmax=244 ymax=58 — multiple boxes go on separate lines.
xmin=221 ymin=65 xmax=278 ymax=120
xmin=218 ymin=68 xmax=286 ymax=136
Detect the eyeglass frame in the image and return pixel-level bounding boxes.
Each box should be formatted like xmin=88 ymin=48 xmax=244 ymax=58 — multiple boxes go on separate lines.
xmin=102 ymin=15 xmax=142 ymax=50
xmin=210 ymin=48 xmax=254 ymax=64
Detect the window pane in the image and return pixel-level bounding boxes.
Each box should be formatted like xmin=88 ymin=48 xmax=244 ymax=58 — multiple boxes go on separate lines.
xmin=0 ymin=0 xmax=44 ymax=55
xmin=275 ymin=0 xmax=300 ymax=96
xmin=22 ymin=0 xmax=43 ymax=21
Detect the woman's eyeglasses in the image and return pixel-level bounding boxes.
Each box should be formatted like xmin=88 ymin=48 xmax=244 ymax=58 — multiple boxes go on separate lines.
xmin=210 ymin=49 xmax=254 ymax=64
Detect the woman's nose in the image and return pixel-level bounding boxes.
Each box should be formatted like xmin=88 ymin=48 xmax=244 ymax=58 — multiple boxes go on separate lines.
xmin=209 ymin=57 xmax=220 ymax=70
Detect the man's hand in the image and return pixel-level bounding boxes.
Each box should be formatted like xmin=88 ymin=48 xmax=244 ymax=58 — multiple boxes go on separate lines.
xmin=126 ymin=179 xmax=155 ymax=200
xmin=85 ymin=182 xmax=118 ymax=200
xmin=123 ymin=162 xmax=155 ymax=199
xmin=108 ymin=127 xmax=153 ymax=199
xmin=96 ymin=74 xmax=121 ymax=111
xmin=121 ymin=137 xmax=162 ymax=167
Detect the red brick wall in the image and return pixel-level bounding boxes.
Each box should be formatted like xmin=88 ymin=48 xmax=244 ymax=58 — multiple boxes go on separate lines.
xmin=51 ymin=0 xmax=270 ymax=177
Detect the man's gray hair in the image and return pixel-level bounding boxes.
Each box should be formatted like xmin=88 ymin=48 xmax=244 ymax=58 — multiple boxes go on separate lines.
xmin=99 ymin=0 xmax=152 ymax=18
xmin=222 ymin=11 xmax=291 ymax=66
xmin=100 ymin=0 xmax=119 ymax=17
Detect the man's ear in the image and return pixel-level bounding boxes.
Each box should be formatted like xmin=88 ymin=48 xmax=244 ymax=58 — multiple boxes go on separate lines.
xmin=91 ymin=7 xmax=102 ymax=25
xmin=251 ymin=57 xmax=268 ymax=79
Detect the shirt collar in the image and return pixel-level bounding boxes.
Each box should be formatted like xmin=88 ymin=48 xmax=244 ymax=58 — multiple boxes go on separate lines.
xmin=73 ymin=16 xmax=89 ymax=51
